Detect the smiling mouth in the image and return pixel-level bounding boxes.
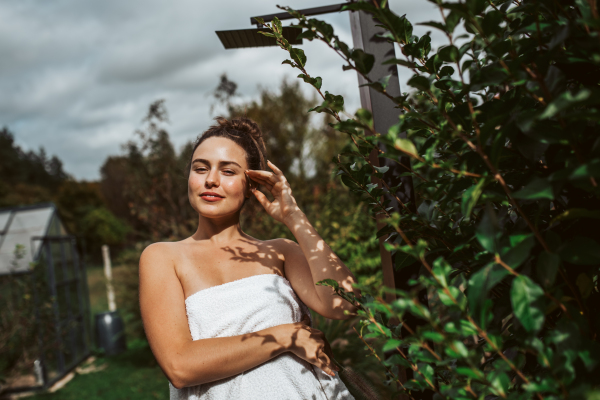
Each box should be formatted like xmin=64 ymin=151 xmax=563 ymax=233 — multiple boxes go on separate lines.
xmin=200 ymin=194 xmax=223 ymax=201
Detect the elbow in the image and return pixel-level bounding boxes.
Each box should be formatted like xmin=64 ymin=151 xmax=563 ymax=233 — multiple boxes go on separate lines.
xmin=165 ymin=357 xmax=189 ymax=389
xmin=170 ymin=378 xmax=186 ymax=390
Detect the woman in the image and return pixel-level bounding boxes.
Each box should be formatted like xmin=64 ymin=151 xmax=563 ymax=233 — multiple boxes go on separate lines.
xmin=139 ymin=116 xmax=358 ymax=399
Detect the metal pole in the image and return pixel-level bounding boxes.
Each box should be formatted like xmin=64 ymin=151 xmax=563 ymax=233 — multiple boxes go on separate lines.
xmin=45 ymin=240 xmax=65 ymax=375
xmin=349 ymin=4 xmax=424 ymax=399
xmin=72 ymin=238 xmax=89 ymax=358
xmin=348 ymin=2 xmax=417 ymax=302
xmin=59 ymin=240 xmax=76 ymax=366
xmin=102 ymin=245 xmax=117 ymax=312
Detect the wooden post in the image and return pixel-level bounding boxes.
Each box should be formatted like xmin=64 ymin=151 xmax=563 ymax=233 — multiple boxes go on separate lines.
xmin=101 ymin=245 xmax=116 ymax=312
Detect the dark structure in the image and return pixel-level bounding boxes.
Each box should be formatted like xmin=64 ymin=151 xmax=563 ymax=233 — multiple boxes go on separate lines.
xmin=0 ymin=203 xmax=91 ymax=394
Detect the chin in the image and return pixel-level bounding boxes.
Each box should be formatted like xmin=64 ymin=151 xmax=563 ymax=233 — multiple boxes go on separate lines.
xmin=192 ymin=200 xmax=244 ymax=219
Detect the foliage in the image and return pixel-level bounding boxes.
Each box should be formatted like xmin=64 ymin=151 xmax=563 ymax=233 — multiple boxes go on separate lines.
xmin=311 ymin=311 xmax=393 ymax=400
xmin=56 ymin=180 xmax=130 ymax=260
xmin=262 ymin=0 xmax=600 ymax=398
xmin=112 ymin=245 xmax=146 ymax=340
xmin=0 ymin=127 xmax=67 ymax=208
xmin=100 ymin=100 xmax=196 ymax=242
xmin=0 ymin=127 xmax=68 ymax=199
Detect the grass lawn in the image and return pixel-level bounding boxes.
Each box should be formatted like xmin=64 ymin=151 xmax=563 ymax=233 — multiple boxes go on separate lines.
xmin=28 ymin=340 xmax=169 ymax=400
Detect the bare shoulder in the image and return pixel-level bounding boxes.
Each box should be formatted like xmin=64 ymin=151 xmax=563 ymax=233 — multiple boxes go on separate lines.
xmin=139 ymin=242 xmax=191 ymax=278
xmin=138 ymin=242 xmax=186 ymax=322
xmin=140 ymin=242 xmax=179 ymax=266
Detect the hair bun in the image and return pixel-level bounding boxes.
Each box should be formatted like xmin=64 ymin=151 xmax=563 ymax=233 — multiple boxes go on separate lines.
xmin=216 ymin=116 xmax=261 ymax=140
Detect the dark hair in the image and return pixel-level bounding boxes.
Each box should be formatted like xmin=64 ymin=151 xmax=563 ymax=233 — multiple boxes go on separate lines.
xmin=189 ymin=116 xmax=267 ymax=172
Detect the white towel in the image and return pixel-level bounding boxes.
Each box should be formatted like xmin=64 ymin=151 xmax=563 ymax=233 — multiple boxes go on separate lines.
xmin=169 ymin=273 xmax=354 ymax=400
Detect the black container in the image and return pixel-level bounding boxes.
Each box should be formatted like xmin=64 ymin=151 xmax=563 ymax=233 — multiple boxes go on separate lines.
xmin=94 ymin=311 xmax=127 ymax=355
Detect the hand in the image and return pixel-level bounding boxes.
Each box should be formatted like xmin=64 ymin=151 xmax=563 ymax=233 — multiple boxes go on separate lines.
xmin=281 ymin=314 xmax=339 ymax=377
xmin=245 ymin=160 xmax=302 ymax=225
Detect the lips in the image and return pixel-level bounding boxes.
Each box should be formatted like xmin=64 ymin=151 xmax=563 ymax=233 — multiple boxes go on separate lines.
xmin=200 ymin=192 xmax=224 ymax=202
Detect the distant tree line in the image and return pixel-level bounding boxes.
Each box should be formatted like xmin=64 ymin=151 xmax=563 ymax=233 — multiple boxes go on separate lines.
xmin=0 ymin=127 xmax=128 ymax=262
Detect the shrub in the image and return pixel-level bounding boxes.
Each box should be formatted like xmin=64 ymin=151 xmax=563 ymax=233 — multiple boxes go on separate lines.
xmin=261 ymin=0 xmax=600 ymax=398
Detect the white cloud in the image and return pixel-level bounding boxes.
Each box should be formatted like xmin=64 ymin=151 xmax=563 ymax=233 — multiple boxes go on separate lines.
xmin=0 ymin=0 xmax=446 ymax=180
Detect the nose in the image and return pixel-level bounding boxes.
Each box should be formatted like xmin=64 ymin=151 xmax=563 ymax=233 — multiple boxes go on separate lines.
xmin=205 ymin=168 xmax=220 ymax=188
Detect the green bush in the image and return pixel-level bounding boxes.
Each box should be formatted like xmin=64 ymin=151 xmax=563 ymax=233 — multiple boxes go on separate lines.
xmin=262 ymin=0 xmax=600 ymax=398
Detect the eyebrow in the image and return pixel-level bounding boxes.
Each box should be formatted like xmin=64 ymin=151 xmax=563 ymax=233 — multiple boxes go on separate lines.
xmin=191 ymin=158 xmax=243 ymax=168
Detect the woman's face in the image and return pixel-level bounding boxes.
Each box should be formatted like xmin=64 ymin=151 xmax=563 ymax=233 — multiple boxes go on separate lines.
xmin=188 ymin=136 xmax=251 ymax=219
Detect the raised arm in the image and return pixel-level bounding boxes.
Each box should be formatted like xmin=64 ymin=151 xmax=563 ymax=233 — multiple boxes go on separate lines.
xmin=139 ymin=243 xmax=338 ymax=389
xmin=247 ymin=161 xmax=359 ymax=320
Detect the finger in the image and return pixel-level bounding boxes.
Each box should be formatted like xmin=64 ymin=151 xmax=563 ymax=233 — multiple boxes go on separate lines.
xmin=246 ymin=170 xmax=278 ymax=183
xmin=317 ymin=358 xmax=336 ymax=377
xmin=246 ymin=173 xmax=276 ymax=189
xmin=248 ymin=177 xmax=274 ymax=191
xmin=320 ymin=352 xmax=338 ymax=375
xmin=300 ymin=314 xmax=311 ymax=325
xmin=267 ymin=160 xmax=283 ymax=176
xmin=252 ymin=189 xmax=271 ymax=210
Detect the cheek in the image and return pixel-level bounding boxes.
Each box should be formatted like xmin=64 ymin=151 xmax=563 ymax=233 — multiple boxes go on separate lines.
xmin=188 ymin=174 xmax=203 ymax=191
xmin=223 ymin=177 xmax=246 ymax=196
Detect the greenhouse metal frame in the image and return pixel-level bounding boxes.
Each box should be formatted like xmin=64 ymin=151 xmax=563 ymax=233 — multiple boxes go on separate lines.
xmin=0 ymin=203 xmax=92 ymax=394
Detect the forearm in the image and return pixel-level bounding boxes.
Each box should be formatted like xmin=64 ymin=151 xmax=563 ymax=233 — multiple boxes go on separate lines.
xmin=168 ymin=324 xmax=288 ymax=388
xmin=284 ymin=211 xmax=358 ymax=316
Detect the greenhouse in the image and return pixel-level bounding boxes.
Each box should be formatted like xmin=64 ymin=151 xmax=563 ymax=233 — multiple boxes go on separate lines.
xmin=0 ymin=203 xmax=91 ymax=394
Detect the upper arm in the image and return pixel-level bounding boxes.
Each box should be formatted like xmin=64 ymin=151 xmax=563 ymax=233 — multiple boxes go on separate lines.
xmin=139 ymin=243 xmax=191 ymax=380
xmin=278 ymin=239 xmax=335 ymax=317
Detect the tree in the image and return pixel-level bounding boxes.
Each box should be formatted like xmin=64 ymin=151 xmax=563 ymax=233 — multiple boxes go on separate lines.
xmin=100 ymin=100 xmax=196 ymax=241
xmin=262 ymin=0 xmax=600 ymax=397
xmin=0 ymin=127 xmax=68 ymax=207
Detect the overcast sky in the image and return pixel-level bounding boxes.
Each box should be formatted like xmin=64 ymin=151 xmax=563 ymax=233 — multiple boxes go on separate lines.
xmin=1 ymin=0 xmax=446 ymax=180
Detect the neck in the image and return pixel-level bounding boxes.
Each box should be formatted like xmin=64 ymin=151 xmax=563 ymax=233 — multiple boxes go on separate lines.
xmin=191 ymin=211 xmax=245 ymax=244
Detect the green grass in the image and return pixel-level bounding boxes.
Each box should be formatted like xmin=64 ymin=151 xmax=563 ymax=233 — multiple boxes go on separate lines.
xmin=28 ymin=341 xmax=169 ymax=400
xmin=85 ymin=264 xmax=110 ymax=320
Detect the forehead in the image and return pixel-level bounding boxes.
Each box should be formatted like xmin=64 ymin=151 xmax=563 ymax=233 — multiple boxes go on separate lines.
xmin=192 ymin=136 xmax=248 ymax=166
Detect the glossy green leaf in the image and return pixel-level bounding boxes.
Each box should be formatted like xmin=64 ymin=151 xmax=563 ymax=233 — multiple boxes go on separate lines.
xmin=468 ymin=262 xmax=510 ymax=324
xmin=407 ymin=75 xmax=431 ymax=91
xmin=502 ymin=234 xmax=535 ymax=269
xmin=511 ymin=275 xmax=545 ymax=334
xmin=350 ymin=49 xmax=375 ymax=75
xmin=513 ymin=177 xmax=554 ymax=200
xmin=438 ymin=45 xmax=460 ymax=62
xmin=475 ymin=205 xmax=501 ymax=253
xmin=394 ymin=138 xmax=418 ymax=157
xmin=290 ymin=48 xmax=307 ymax=68
xmin=461 ymin=179 xmax=486 ymax=220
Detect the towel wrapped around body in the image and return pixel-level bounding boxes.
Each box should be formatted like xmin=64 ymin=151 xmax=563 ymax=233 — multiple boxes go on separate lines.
xmin=169 ymin=273 xmax=354 ymax=400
